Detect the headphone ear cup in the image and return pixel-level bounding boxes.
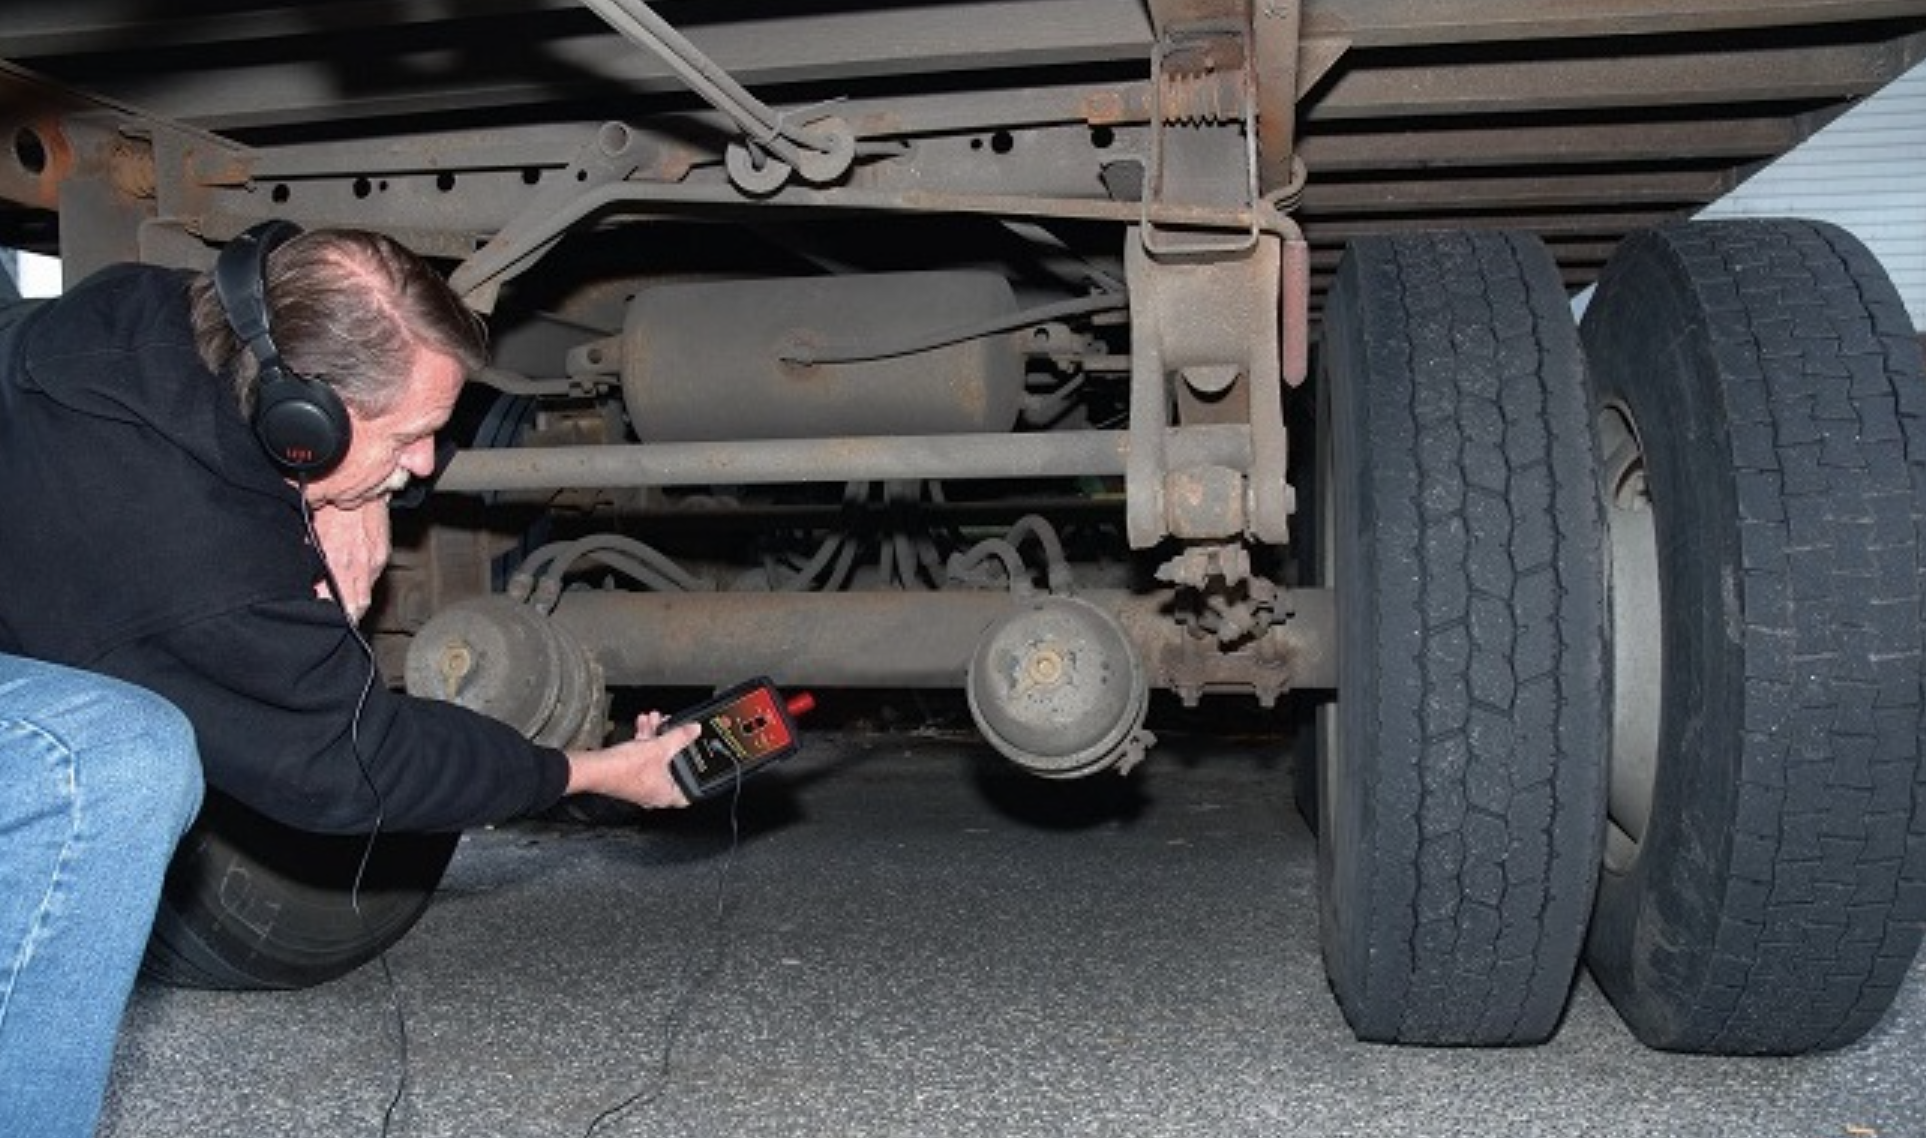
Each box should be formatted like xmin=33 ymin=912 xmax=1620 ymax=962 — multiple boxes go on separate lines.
xmin=253 ymin=365 xmax=351 ymax=477
xmin=214 ymin=220 xmax=351 ymax=479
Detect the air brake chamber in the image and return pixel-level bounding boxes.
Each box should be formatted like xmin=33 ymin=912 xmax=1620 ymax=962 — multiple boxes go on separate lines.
xmin=966 ymin=596 xmax=1152 ymax=779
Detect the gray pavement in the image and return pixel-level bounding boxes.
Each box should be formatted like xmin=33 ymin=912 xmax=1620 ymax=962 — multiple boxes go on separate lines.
xmin=100 ymin=722 xmax=1926 ymax=1138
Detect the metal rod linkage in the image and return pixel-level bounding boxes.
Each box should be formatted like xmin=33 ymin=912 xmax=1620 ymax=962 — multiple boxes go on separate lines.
xmin=436 ymin=428 xmax=1254 ymax=493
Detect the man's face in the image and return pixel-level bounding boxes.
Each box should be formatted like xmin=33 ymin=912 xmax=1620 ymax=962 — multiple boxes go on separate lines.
xmin=302 ymin=346 xmax=465 ymax=509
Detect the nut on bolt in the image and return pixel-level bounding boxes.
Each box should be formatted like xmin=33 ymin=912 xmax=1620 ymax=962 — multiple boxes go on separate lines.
xmin=437 ymin=640 xmax=475 ymax=699
xmin=1026 ymin=645 xmax=1066 ymax=686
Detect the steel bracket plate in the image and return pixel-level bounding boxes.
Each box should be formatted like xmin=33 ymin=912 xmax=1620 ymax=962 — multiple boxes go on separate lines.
xmin=1124 ymin=228 xmax=1291 ymax=549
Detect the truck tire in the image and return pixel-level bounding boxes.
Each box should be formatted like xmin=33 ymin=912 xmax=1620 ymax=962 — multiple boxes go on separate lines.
xmin=1318 ymin=231 xmax=1608 ymax=1044
xmin=1581 ymin=219 xmax=1926 ymax=1055
xmin=143 ymin=791 xmax=458 ymax=989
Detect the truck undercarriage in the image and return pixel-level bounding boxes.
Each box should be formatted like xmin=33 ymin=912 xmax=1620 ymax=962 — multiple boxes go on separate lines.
xmin=5 ymin=0 xmax=1926 ymax=1056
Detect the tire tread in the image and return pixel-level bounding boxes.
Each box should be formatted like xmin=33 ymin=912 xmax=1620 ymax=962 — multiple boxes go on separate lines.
xmin=1584 ymin=218 xmax=1926 ymax=1054
xmin=1325 ymin=231 xmax=1607 ymax=1044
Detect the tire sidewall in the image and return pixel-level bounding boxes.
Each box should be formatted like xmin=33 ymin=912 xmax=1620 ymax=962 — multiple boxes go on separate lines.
xmin=146 ymin=791 xmax=459 ymax=989
xmin=1583 ymin=230 xmax=1765 ymax=1047
xmin=1318 ymin=244 xmax=1376 ymax=1023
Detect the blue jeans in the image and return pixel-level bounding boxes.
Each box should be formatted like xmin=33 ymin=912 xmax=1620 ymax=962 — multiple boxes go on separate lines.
xmin=0 ymin=655 xmax=203 ymax=1138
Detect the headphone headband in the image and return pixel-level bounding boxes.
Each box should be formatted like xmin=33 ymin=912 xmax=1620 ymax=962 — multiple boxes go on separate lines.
xmin=213 ymin=219 xmax=302 ymax=376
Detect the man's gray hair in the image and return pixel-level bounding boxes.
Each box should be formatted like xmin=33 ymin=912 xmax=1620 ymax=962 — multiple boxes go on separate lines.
xmin=190 ymin=228 xmax=487 ymax=417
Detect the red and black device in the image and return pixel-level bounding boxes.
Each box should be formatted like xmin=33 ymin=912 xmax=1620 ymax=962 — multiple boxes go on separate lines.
xmin=667 ymin=677 xmax=816 ymax=801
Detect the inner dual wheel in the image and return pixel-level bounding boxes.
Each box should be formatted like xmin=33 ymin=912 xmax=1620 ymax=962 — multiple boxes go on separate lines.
xmin=1316 ymin=220 xmax=1926 ymax=1054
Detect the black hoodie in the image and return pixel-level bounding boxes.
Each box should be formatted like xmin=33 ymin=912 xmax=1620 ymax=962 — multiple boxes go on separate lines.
xmin=0 ymin=264 xmax=569 ymax=832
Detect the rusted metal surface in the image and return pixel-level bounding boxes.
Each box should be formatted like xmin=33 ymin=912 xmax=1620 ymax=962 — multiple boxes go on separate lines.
xmin=1124 ymin=229 xmax=1292 ymax=547
xmin=436 ymin=428 xmax=1255 ymax=492
xmin=1118 ymin=582 xmax=1333 ymax=705
xmin=5 ymin=0 xmax=1923 ymax=300
xmin=1307 ymin=41 xmax=1922 ymax=121
xmin=1298 ymin=119 xmax=1801 ymax=173
xmin=4 ymin=0 xmax=1922 ymax=714
xmin=618 ymin=272 xmax=1025 ymax=442
xmin=0 ymin=117 xmax=70 ymax=213
xmin=1299 ymin=0 xmax=1926 ymax=46
xmin=966 ymin=593 xmax=1154 ymax=777
xmin=1252 ymin=0 xmax=1304 ymax=200
xmin=3 ymin=0 xmax=1903 ymax=57
xmin=536 ymin=587 xmax=1335 ymax=692
xmin=1141 ymin=17 xmax=1261 ymax=257
xmin=1303 ymin=170 xmax=1734 ymax=214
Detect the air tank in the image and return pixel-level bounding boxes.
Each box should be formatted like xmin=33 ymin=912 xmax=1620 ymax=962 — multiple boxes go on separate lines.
xmin=619 ymin=271 xmax=1026 ymax=442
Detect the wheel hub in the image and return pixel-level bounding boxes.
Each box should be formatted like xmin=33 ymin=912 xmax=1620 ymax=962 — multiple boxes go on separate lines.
xmin=1599 ymin=401 xmax=1663 ymax=873
xmin=965 ymin=596 xmax=1152 ymax=778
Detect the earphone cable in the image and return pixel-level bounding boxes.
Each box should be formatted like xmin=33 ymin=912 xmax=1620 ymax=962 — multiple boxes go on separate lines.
xmin=580 ymin=754 xmax=748 ymax=1137
xmin=299 ymin=488 xmax=411 ymax=1137
xmin=299 ymin=490 xmax=743 ymax=1138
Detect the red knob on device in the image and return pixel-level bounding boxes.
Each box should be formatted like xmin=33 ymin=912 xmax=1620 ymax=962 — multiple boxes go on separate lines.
xmin=785 ymin=692 xmax=816 ymax=718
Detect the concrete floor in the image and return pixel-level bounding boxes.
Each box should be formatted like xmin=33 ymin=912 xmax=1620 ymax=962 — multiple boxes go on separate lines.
xmin=100 ymin=723 xmax=1926 ymax=1138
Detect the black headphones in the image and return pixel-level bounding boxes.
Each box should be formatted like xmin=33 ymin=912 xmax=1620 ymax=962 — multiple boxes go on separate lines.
xmin=213 ymin=220 xmax=351 ymax=478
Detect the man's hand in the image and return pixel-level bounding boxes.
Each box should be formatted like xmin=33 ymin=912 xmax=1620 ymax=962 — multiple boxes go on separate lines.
xmin=564 ymin=712 xmax=701 ymax=809
xmin=309 ymin=499 xmax=392 ymax=622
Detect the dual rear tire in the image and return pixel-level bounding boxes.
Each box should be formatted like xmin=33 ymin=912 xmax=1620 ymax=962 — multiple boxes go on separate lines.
xmin=1318 ymin=230 xmax=1607 ymax=1045
xmin=1316 ymin=219 xmax=1926 ymax=1054
xmin=1581 ymin=220 xmax=1926 ymax=1054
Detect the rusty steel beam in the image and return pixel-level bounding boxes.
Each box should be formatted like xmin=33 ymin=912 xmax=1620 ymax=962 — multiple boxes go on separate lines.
xmin=1308 ymin=260 xmax=1600 ymax=290
xmin=11 ymin=0 xmax=1916 ymax=65
xmin=226 ymin=81 xmax=1166 ymax=187
xmin=436 ymin=428 xmax=1256 ymax=493
xmin=1306 ymin=239 xmax=1620 ymax=269
xmin=9 ymin=2 xmax=1157 ymax=132
xmin=12 ymin=0 xmax=1924 ymax=135
xmin=1307 ymin=40 xmax=1922 ymax=122
xmin=1253 ymin=0 xmax=1304 ymax=199
xmin=546 ymin=586 xmax=1338 ymax=692
xmin=1301 ymin=170 xmax=1731 ymax=215
xmin=1303 ymin=210 xmax=1679 ymax=240
xmin=1297 ymin=117 xmax=1800 ymax=173
xmin=11 ymin=0 xmax=1924 ymax=321
xmin=1301 ymin=0 xmax=1926 ymax=48
xmin=0 ymin=0 xmax=574 ymax=56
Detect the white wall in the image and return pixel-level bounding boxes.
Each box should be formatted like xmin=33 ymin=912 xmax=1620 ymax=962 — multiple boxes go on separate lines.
xmin=2 ymin=248 xmax=61 ymax=298
xmin=14 ymin=250 xmax=61 ymax=298
xmin=1697 ymin=58 xmax=1926 ymax=326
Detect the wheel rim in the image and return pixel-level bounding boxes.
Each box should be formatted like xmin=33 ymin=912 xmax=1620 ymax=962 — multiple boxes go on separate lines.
xmin=1599 ymin=400 xmax=1662 ymax=873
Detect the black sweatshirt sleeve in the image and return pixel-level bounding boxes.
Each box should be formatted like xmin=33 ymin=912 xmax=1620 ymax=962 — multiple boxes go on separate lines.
xmin=104 ymin=597 xmax=572 ymax=834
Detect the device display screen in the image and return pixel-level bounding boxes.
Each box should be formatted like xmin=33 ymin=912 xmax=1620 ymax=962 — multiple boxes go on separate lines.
xmin=689 ymin=686 xmax=789 ymax=769
xmin=669 ymin=679 xmax=807 ymax=798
